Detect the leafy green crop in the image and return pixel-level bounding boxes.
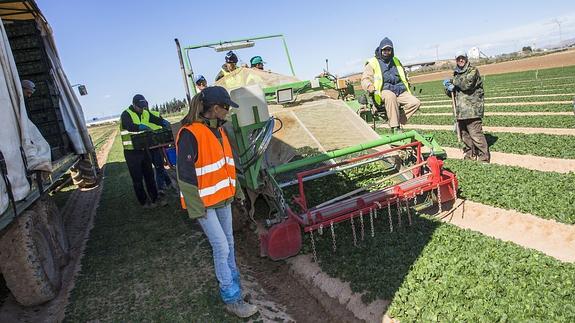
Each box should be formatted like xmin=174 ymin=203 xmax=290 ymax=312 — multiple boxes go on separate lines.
xmin=409 ymin=114 xmax=575 ymax=128
xmin=382 ymin=129 xmax=575 ymax=160
xmin=444 ymin=159 xmax=575 ymax=224
xmin=419 ymin=104 xmax=573 ymax=113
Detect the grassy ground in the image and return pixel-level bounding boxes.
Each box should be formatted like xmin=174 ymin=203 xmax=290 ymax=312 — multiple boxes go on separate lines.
xmin=408 ymin=114 xmax=575 ymax=128
xmin=65 ymin=134 xmax=246 ymax=322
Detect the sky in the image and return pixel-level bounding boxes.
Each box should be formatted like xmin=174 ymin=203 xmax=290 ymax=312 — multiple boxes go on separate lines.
xmin=35 ymin=0 xmax=575 ymax=120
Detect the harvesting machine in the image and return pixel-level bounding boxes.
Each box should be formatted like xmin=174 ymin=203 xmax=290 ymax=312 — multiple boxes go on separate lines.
xmin=175 ymin=35 xmax=458 ymax=260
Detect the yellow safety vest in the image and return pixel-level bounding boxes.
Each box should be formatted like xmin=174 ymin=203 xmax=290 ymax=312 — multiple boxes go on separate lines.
xmin=119 ymin=108 xmax=150 ymax=150
xmin=145 ymin=110 xmax=163 ymax=130
xmin=366 ymin=56 xmax=411 ymax=105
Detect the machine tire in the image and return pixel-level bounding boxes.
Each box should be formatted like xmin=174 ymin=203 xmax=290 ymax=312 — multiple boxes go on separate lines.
xmin=35 ymin=197 xmax=70 ymax=267
xmin=70 ymin=159 xmax=98 ymax=189
xmin=0 ymin=209 xmax=62 ymax=306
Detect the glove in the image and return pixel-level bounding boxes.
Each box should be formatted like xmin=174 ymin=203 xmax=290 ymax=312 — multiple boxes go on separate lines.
xmin=443 ymin=79 xmax=455 ymax=92
xmin=161 ymin=119 xmax=171 ymax=130
xmin=138 ymin=124 xmax=151 ymax=132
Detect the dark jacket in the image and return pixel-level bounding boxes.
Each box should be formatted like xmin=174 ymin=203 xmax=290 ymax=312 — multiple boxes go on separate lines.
xmin=374 ymin=37 xmax=407 ymax=96
xmin=120 ymin=105 xmax=164 ymax=131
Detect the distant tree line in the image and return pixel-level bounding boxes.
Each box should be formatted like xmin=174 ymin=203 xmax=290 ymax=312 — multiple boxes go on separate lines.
xmin=150 ymin=98 xmax=187 ymax=115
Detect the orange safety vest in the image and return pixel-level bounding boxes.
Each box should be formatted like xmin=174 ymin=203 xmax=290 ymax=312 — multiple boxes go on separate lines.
xmin=176 ymin=122 xmax=236 ymax=208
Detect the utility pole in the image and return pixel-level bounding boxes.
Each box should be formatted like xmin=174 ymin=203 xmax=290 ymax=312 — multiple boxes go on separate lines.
xmin=433 ymin=44 xmax=439 ymax=61
xmin=325 ymin=58 xmax=329 ymax=73
xmin=551 ymin=18 xmax=563 ymax=46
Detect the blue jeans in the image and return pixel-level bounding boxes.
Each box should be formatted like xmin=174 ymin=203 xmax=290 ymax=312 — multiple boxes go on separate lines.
xmin=150 ymin=148 xmax=171 ymax=190
xmin=197 ymin=203 xmax=241 ymax=304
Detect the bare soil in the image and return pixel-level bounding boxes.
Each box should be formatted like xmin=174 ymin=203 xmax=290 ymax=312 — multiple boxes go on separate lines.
xmin=400 ymin=124 xmax=575 ymax=136
xmin=0 ymin=131 xmax=117 ymax=322
xmin=433 ymin=199 xmax=575 ymax=262
xmin=411 ymin=49 xmax=575 ymax=83
xmin=443 ymin=147 xmax=575 ymax=173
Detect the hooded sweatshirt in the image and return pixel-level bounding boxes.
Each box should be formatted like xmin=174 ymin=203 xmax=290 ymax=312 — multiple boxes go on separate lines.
xmin=374 ymin=37 xmax=407 ymax=96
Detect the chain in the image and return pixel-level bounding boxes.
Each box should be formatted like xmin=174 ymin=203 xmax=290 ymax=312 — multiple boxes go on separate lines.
xmin=387 ymin=200 xmax=393 ymax=232
xmin=330 ymin=221 xmax=337 ymax=252
xmin=451 ymin=178 xmax=457 ymax=200
xmin=405 ymin=198 xmax=413 ymax=226
xmin=350 ymin=215 xmax=357 ymax=247
xmin=437 ymin=185 xmax=443 ymax=213
xmin=359 ymin=211 xmax=365 ymax=241
xmin=310 ymin=230 xmax=317 ymax=262
xmin=369 ymin=208 xmax=375 ymax=238
xmin=374 ymin=201 xmax=382 ymax=219
xmin=397 ymin=198 xmax=402 ymax=228
xmin=319 ymin=223 xmax=323 ymax=235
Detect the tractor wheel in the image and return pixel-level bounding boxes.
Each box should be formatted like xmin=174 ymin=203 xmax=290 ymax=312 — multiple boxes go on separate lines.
xmin=35 ymin=197 xmax=70 ymax=267
xmin=0 ymin=209 xmax=61 ymax=306
xmin=70 ymin=159 xmax=98 ymax=189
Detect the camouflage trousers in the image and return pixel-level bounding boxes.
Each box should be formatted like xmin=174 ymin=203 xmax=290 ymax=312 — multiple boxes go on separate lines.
xmin=458 ymin=118 xmax=490 ymax=162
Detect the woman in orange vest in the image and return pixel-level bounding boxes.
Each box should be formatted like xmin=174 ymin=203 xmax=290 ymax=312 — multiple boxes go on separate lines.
xmin=176 ymin=86 xmax=258 ymax=318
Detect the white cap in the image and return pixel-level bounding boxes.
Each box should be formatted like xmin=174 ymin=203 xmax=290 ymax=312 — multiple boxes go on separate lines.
xmin=21 ymin=79 xmax=35 ymax=90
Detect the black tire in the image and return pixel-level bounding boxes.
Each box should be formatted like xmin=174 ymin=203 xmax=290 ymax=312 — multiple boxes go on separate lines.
xmin=35 ymin=198 xmax=69 ymax=267
xmin=0 ymin=209 xmax=61 ymax=306
xmin=70 ymin=159 xmax=98 ymax=189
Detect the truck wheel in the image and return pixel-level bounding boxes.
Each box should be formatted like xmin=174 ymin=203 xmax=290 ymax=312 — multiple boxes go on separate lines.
xmin=70 ymin=159 xmax=98 ymax=189
xmin=35 ymin=197 xmax=69 ymax=267
xmin=0 ymin=209 xmax=61 ymax=306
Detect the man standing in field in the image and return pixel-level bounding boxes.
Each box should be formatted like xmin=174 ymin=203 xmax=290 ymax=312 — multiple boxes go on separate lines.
xmin=361 ymin=37 xmax=420 ymax=133
xmin=443 ymin=51 xmax=490 ymax=162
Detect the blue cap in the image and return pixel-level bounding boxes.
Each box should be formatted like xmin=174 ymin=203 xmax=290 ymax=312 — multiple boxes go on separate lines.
xmin=193 ymin=74 xmax=206 ymax=85
xmin=132 ymin=94 xmax=148 ymax=108
xmin=201 ymin=86 xmax=239 ymax=108
xmin=225 ymin=51 xmax=238 ymax=63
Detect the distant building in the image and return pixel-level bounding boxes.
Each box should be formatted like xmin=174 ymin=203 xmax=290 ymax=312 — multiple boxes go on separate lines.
xmin=468 ymin=47 xmax=481 ymax=59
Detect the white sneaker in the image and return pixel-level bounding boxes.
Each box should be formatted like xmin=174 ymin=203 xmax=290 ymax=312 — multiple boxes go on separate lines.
xmin=224 ymin=300 xmax=258 ymax=318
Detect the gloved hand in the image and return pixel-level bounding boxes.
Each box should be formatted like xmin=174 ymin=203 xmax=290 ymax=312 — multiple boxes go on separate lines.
xmin=161 ymin=119 xmax=171 ymax=130
xmin=138 ymin=124 xmax=151 ymax=132
xmin=443 ymin=79 xmax=455 ymax=92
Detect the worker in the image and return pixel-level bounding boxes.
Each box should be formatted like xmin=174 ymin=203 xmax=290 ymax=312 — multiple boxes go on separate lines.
xmin=21 ymin=79 xmax=36 ymax=98
xmin=120 ymin=94 xmax=168 ymax=208
xmin=361 ymin=37 xmax=420 ymax=133
xmin=443 ymin=51 xmax=490 ymax=162
xmin=250 ymin=56 xmax=265 ymax=70
xmin=143 ymin=108 xmax=174 ymax=194
xmin=215 ymin=51 xmax=238 ymax=82
xmin=194 ymin=74 xmax=208 ymax=92
xmin=176 ymin=86 xmax=258 ymax=318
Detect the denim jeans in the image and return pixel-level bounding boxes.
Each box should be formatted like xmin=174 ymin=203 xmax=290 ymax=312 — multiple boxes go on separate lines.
xmin=150 ymin=148 xmax=171 ymax=190
xmin=197 ymin=203 xmax=241 ymax=304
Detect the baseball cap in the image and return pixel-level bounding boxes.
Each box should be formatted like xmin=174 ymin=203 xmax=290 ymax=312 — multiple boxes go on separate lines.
xmin=132 ymin=94 xmax=148 ymax=108
xmin=250 ymin=56 xmax=264 ymax=65
xmin=193 ymin=74 xmax=206 ymax=85
xmin=201 ymin=86 xmax=239 ymax=108
xmin=21 ymin=79 xmax=36 ymax=90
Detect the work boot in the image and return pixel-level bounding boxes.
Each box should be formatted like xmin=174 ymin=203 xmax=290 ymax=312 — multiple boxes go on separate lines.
xmin=156 ymin=196 xmax=168 ymax=207
xmin=224 ymin=299 xmax=258 ymax=318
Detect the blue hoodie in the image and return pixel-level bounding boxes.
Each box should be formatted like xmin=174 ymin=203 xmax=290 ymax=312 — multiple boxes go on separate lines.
xmin=374 ymin=37 xmax=406 ymax=96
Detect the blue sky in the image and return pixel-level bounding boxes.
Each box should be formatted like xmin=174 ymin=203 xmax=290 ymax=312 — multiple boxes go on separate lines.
xmin=36 ymin=0 xmax=575 ymax=120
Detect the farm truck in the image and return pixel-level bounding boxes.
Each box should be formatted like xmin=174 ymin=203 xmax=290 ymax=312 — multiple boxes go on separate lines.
xmin=175 ymin=35 xmax=458 ymax=260
xmin=0 ymin=0 xmax=98 ymax=306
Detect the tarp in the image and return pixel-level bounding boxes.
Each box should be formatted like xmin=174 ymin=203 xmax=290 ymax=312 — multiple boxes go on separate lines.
xmin=215 ymin=67 xmax=300 ymax=90
xmin=0 ymin=16 xmax=51 ymax=214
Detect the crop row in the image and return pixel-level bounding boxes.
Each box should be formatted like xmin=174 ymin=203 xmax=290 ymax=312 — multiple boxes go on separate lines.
xmin=420 ymin=95 xmax=575 ymax=106
xmin=417 ymin=86 xmax=575 ymax=100
xmin=420 ymin=104 xmax=573 ymax=113
xmin=444 ymin=159 xmax=575 ymax=224
xmin=310 ymin=208 xmax=575 ymax=321
xmin=408 ymin=114 xmax=575 ymax=128
xmin=399 ymin=129 xmax=575 ymax=159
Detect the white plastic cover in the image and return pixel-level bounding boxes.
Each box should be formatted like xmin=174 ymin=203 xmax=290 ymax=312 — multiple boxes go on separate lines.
xmin=0 ymin=18 xmax=51 ymax=214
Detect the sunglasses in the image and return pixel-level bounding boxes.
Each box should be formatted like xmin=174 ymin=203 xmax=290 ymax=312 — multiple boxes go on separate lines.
xmin=216 ymin=103 xmax=230 ymax=111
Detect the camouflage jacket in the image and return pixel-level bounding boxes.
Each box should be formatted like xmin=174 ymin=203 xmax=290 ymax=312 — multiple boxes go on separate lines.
xmin=447 ymin=63 xmax=484 ymax=120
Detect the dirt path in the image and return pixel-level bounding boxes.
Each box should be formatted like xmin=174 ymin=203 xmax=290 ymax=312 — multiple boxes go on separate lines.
xmin=421 ymin=112 xmax=573 ymax=116
xmin=411 ymin=49 xmax=575 ymax=83
xmin=401 ymin=124 xmax=575 ymax=136
xmin=443 ymin=147 xmax=575 ymax=173
xmin=434 ymin=200 xmax=575 ymax=262
xmin=0 ymin=131 xmax=117 ymax=323
xmin=235 ymin=228 xmax=359 ymax=323
xmin=422 ymin=93 xmax=575 ymax=104
xmin=422 ymin=101 xmax=572 ymax=109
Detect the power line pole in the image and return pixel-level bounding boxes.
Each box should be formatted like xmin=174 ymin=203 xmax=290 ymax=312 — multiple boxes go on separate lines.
xmin=551 ymin=18 xmax=563 ymax=45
